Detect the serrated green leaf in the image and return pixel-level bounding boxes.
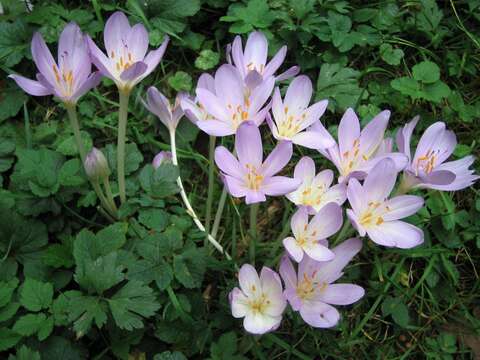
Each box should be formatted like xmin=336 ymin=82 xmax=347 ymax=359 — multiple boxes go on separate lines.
xmin=168 ymin=71 xmax=192 ymax=92
xmin=20 ymin=278 xmax=53 ymax=312
xmin=412 ymin=61 xmax=440 ymax=84
xmin=8 ymin=345 xmax=41 ymax=360
xmin=173 ymin=246 xmax=207 ymax=288
xmin=154 ymin=351 xmax=188 ymax=360
xmin=56 ymin=132 xmax=92 ymax=156
xmin=58 ymin=159 xmax=86 ymax=187
xmin=379 ymin=43 xmax=404 ymax=65
xmin=195 ymin=50 xmax=220 ymax=70
xmin=0 ymin=19 xmax=31 ymax=67
xmin=68 ymin=294 xmax=108 ymax=336
xmin=43 ymin=243 xmax=74 ymax=269
xmin=0 ymin=328 xmax=22 ymax=351
xmin=13 ymin=313 xmax=53 ymax=340
xmin=0 ymin=278 xmax=19 ymax=307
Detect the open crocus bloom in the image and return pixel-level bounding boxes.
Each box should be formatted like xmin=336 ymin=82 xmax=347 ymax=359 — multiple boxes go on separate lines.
xmin=86 ymin=11 xmax=169 ymax=92
xmin=195 ymin=64 xmax=274 ymax=136
xmin=279 ymin=238 xmax=364 ymax=328
xmin=283 ymin=204 xmax=343 ymax=263
xmin=286 ymin=156 xmax=347 ymax=214
xmin=228 ymin=31 xmax=299 ymax=88
xmin=229 ymin=264 xmax=287 ymax=335
xmin=214 ymin=122 xmax=301 ymax=204
xmin=396 ymin=117 xmax=479 ymax=191
xmin=266 ymin=76 xmax=334 ymax=150
xmin=347 ymin=158 xmax=424 ymax=249
xmin=320 ymin=108 xmax=407 ymax=183
xmin=143 ymin=86 xmax=185 ymax=132
xmin=180 ymin=73 xmax=216 ymax=124
xmin=9 ymin=23 xmax=101 ymax=104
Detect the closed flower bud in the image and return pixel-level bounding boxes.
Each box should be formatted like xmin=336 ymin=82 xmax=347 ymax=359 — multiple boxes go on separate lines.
xmin=84 ymin=147 xmax=110 ymax=180
xmin=152 ymin=151 xmax=172 ymax=169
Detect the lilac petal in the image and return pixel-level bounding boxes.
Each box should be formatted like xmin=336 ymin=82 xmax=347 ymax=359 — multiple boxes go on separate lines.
xmin=301 ymin=100 xmax=329 ymax=130
xmin=430 ymin=156 xmax=479 ymax=191
xmin=276 ymin=65 xmax=300 ymax=82
xmin=58 ymin=23 xmax=90 ymax=81
xmin=294 ymin=156 xmax=316 ymax=180
xmin=197 ymin=119 xmax=234 ymax=136
xmin=396 ymin=116 xmax=419 ymax=160
xmin=244 ymin=31 xmax=268 ymax=69
xmin=142 ymin=36 xmax=169 ymax=77
xmin=86 ymin=36 xmax=115 ymax=79
xmin=413 ymin=122 xmax=446 ymax=162
xmin=316 ymin=238 xmax=362 ymax=284
xmin=338 ymin=108 xmax=360 ymax=156
xmin=263 ymin=45 xmax=286 ymax=78
xmin=126 ymin=23 xmax=149 ymax=61
xmin=367 ymin=221 xmax=423 ymax=249
xmin=312 ymin=169 xmax=334 ymax=189
xmin=292 ymin=130 xmax=334 ymax=150
xmin=245 ymin=70 xmax=263 ymax=89
xmin=120 ymin=61 xmax=147 ymax=81
xmin=304 ymin=243 xmax=335 ymax=262
xmin=144 ymin=86 xmax=172 ymax=128
xmin=266 ymin=113 xmax=280 ymax=139
xmin=262 ymin=141 xmax=293 ymax=177
xmin=361 ymin=153 xmax=408 ymax=174
xmin=363 ymin=158 xmax=397 ymax=201
xmin=222 ymin=175 xmax=247 ymax=198
xmin=71 ymin=71 xmax=102 ymax=101
xmin=238 ymin=264 xmax=261 ymax=297
xmin=308 ymin=202 xmax=343 ymax=239
xmin=262 ymin=176 xmax=301 ymax=196
xmin=198 ymin=73 xmax=216 ymax=93
xmin=235 ymin=122 xmax=263 ymax=168
xmin=226 ymin=42 xmax=232 ymax=64
xmin=359 ymin=110 xmax=390 ymax=155
xmin=291 ymin=207 xmax=309 ymax=239
xmin=31 ymin=32 xmax=57 ymax=87
xmin=251 ymin=105 xmax=270 ymax=127
xmin=245 ymin=191 xmax=267 ymax=204
xmin=347 ymin=209 xmax=366 ymax=237
xmin=214 ymin=146 xmax=243 ymax=178
xmin=243 ymin=313 xmax=281 ymax=335
xmin=283 ymin=237 xmax=304 ymax=262
xmin=383 ymin=195 xmax=424 ymax=221
xmin=180 ymin=98 xmax=202 ymax=123
xmin=322 ymin=183 xmax=347 ymax=207
xmin=300 ymin=301 xmax=340 ymax=328
xmin=104 ymin=11 xmax=130 ymax=56
xmin=230 ymin=287 xmax=249 ymax=318
xmin=260 ymin=267 xmax=286 ymax=316
xmin=250 ymin=76 xmax=275 ymax=113
xmin=214 ymin=64 xmax=244 ymax=105
xmin=422 ymin=170 xmax=456 ymax=185
xmin=196 ymin=88 xmax=228 ymax=121
xmin=347 ymin=178 xmax=366 ymax=214
xmin=284 ymin=75 xmax=312 ymax=111
xmin=231 ymin=36 xmax=245 ymax=78
xmin=319 ymin=284 xmax=365 ymax=305
xmin=8 ymin=74 xmax=51 ymax=96
xmin=434 ymin=129 xmax=457 ymax=165
xmin=279 ymin=255 xmax=298 ymax=290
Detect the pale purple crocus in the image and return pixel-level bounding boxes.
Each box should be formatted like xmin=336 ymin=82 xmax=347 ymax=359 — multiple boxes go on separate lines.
xmin=266 ymin=76 xmax=334 ymax=150
xmin=195 ymin=64 xmax=274 ymax=136
xmin=346 ymin=158 xmax=424 ymax=249
xmin=286 ymin=156 xmax=347 ymax=214
xmin=214 ymin=122 xmax=301 ymax=204
xmin=279 ymin=238 xmax=365 ymax=328
xmin=86 ymin=11 xmax=169 ymax=92
xmin=143 ymin=86 xmax=185 ymax=132
xmin=229 ymin=264 xmax=287 ymax=335
xmin=180 ymin=73 xmax=216 ymax=124
xmin=152 ymin=151 xmax=172 ymax=169
xmin=396 ymin=117 xmax=479 ymax=191
xmin=283 ymin=204 xmax=343 ymax=263
xmin=319 ymin=108 xmax=408 ymax=183
xmin=8 ymin=22 xmax=101 ymax=104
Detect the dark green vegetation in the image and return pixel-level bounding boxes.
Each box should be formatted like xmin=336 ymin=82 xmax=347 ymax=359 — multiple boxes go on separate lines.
xmin=0 ymin=0 xmax=479 ymax=359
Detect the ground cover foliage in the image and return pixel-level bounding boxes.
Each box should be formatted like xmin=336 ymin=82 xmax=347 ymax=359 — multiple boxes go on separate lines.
xmin=0 ymin=0 xmax=479 ymax=359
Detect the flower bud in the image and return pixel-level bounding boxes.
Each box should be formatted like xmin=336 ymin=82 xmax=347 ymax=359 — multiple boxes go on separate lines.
xmin=84 ymin=147 xmax=110 ymax=180
xmin=152 ymin=151 xmax=172 ymax=169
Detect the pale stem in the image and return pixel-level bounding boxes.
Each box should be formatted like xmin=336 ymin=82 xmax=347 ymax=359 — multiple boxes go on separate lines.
xmin=211 ymin=186 xmax=228 ymax=239
xmin=204 ymin=135 xmax=216 ymax=245
xmin=103 ymin=177 xmax=118 ymax=213
xmin=169 ymin=129 xmax=231 ymax=260
xmin=249 ymin=203 xmax=259 ymax=265
xmin=92 ymin=180 xmax=117 ymax=219
xmin=117 ymin=89 xmax=131 ymax=204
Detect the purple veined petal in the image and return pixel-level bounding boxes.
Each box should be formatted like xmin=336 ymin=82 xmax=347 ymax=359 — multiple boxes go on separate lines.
xmin=283 ymin=237 xmax=304 ymax=263
xmin=197 ymin=119 xmax=234 ymax=136
xmin=196 ymin=88 xmax=228 ymax=121
xmin=58 ymin=23 xmax=91 ymax=83
xmin=359 ymin=110 xmax=390 ymax=155
xmin=262 ymin=176 xmax=301 ymax=196
xmin=238 ymin=264 xmax=261 ymax=297
xmin=315 ymin=237 xmax=363 ymax=284
xmin=338 ymin=108 xmax=360 ymax=157
xmin=244 ymin=31 xmax=268 ymax=70
xmin=367 ymin=221 xmax=423 ymax=249
xmin=86 ymin=36 xmax=115 ymax=79
xmin=222 ymin=174 xmax=248 ymax=198
xmin=214 ymin=64 xmax=244 ymax=106
xmin=422 ymin=170 xmax=456 ymax=186
xmin=71 ymin=71 xmax=103 ymax=102
xmin=294 ymin=156 xmax=316 ymax=180
xmin=347 ymin=209 xmax=366 ymax=237
xmin=36 ymin=73 xmax=61 ymax=99
xmin=279 ymin=254 xmax=298 ymax=289
xmin=360 ymin=153 xmax=408 ymax=174
xmin=244 ymin=70 xmax=263 ymax=89
xmin=347 ymin=178 xmax=366 ymax=214
xmin=31 ymin=32 xmax=58 ymax=88
xmin=126 ymin=23 xmax=149 ymax=61
xmin=262 ymin=141 xmax=293 ymax=177
xmin=291 ymin=207 xmax=309 ymax=239
xmin=235 ymin=122 xmax=263 ymax=168
xmin=180 ymin=98 xmax=202 ymax=123
xmin=271 ymin=87 xmax=283 ymax=125
xmin=249 ymin=76 xmax=275 ymax=113
xmin=433 ymin=129 xmax=457 ymax=165
xmin=251 ymin=105 xmax=270 ymax=127
xmin=243 ymin=313 xmax=281 ymax=335
xmin=376 ymin=137 xmax=393 ymax=156
xmin=396 ymin=116 xmax=419 ymax=160
xmin=120 ymin=61 xmax=147 ymax=81
xmin=260 ymin=267 xmax=287 ymax=316
xmin=312 ymin=169 xmax=334 ymax=189
xmin=319 ymin=284 xmax=365 ymax=305
xmin=429 ymin=156 xmax=479 ymax=191
xmin=230 ymin=287 xmax=249 ymax=318
xmin=8 ymin=74 xmax=52 ymax=96
xmin=225 ymin=42 xmax=232 ymax=64
xmin=198 ymin=73 xmax=216 ymax=93
xmin=308 ymin=202 xmax=343 ymax=239
xmin=263 ymin=45 xmax=286 ymax=79
xmin=144 ymin=86 xmax=172 ymax=128
xmin=300 ymin=100 xmax=329 ymax=130
xmin=292 ymin=130 xmax=334 ymax=150
xmin=284 ymin=75 xmax=312 ymax=112
xmin=309 ymin=121 xmax=336 ymax=151
xmin=383 ymin=195 xmax=424 ymax=221
xmin=245 ymin=191 xmax=267 ymax=204
xmin=266 ymin=113 xmax=280 ymax=140
xmin=363 ymin=158 xmax=397 ymax=202
xmin=321 ymin=183 xmax=348 ymax=207
xmin=412 ymin=122 xmax=446 ymax=163
xmin=303 ymin=243 xmax=335 ymax=262
xmin=214 ymin=146 xmax=244 ymax=178
xmin=142 ymin=35 xmax=169 ymax=78
xmin=275 ymin=65 xmax=300 ymax=82
xmin=299 ymin=301 xmax=340 ymax=328
xmin=231 ymin=35 xmax=246 ymax=78
xmin=104 ymin=11 xmax=130 ymax=57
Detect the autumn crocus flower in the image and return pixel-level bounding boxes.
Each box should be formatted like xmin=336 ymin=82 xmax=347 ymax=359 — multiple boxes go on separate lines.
xmin=396 ymin=117 xmax=479 ymax=191
xmin=286 ymin=156 xmax=346 ymax=214
xmin=283 ymin=204 xmax=343 ymax=263
xmin=320 ymin=108 xmax=407 ymax=183
xmin=214 ymin=122 xmax=300 ymax=204
xmin=229 ymin=264 xmax=287 ymax=334
xmin=195 ymin=64 xmax=274 ymax=136
xmin=86 ymin=11 xmax=169 ymax=93
xmin=347 ymin=158 xmax=424 ymax=249
xmin=228 ymin=31 xmax=299 ymax=88
xmin=143 ymin=87 xmax=185 ymax=132
xmin=9 ymin=22 xmax=101 ymax=104
xmin=180 ymin=73 xmax=216 ymax=124
xmin=152 ymin=151 xmax=172 ymax=169
xmin=279 ymin=238 xmax=365 ymax=328
xmin=266 ymin=76 xmax=334 ymax=150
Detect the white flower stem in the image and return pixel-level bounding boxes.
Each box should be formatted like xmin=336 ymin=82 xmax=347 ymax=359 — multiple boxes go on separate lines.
xmin=103 ymin=177 xmax=118 ymax=213
xmin=169 ymin=129 xmax=231 ymax=260
xmin=204 ymin=135 xmax=216 ymax=245
xmin=117 ymin=89 xmax=131 ymax=204
xmin=211 ymin=186 xmax=228 ymax=239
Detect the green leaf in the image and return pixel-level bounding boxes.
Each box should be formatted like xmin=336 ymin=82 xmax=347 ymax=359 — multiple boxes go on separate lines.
xmin=0 ymin=328 xmax=22 ymax=351
xmin=0 ymin=302 xmax=20 ymax=322
xmin=58 ymin=159 xmax=86 ymax=187
xmin=68 ymin=294 xmax=108 ymax=336
xmin=139 ymin=208 xmax=169 ymax=232
xmin=168 ymin=71 xmax=193 ymax=92
xmin=8 ymin=345 xmax=41 ymax=360
xmin=20 ymin=278 xmax=53 ymax=312
xmin=139 ymin=164 xmax=179 ymax=197
xmin=105 ymin=143 xmax=144 ymax=175
xmin=0 ymin=88 xmax=27 ymax=123
xmin=390 ymin=77 xmax=422 ymax=99
xmin=379 ymin=43 xmax=404 ymax=65
xmin=195 ymin=49 xmax=220 ymax=70
xmin=154 ymin=351 xmax=188 ymax=360
xmin=13 ymin=313 xmax=54 ymax=340
xmin=412 ymin=61 xmax=440 ymax=84
xmin=0 ymin=278 xmax=19 ymax=307
xmin=0 ymin=19 xmax=31 ymax=67
xmin=381 ymin=296 xmax=409 ymax=328
xmin=43 ymin=243 xmax=74 ymax=269
xmin=173 ymin=246 xmax=207 ymax=288
xmin=56 ymin=132 xmax=92 ymax=156
xmin=220 ymin=0 xmax=276 ymax=32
